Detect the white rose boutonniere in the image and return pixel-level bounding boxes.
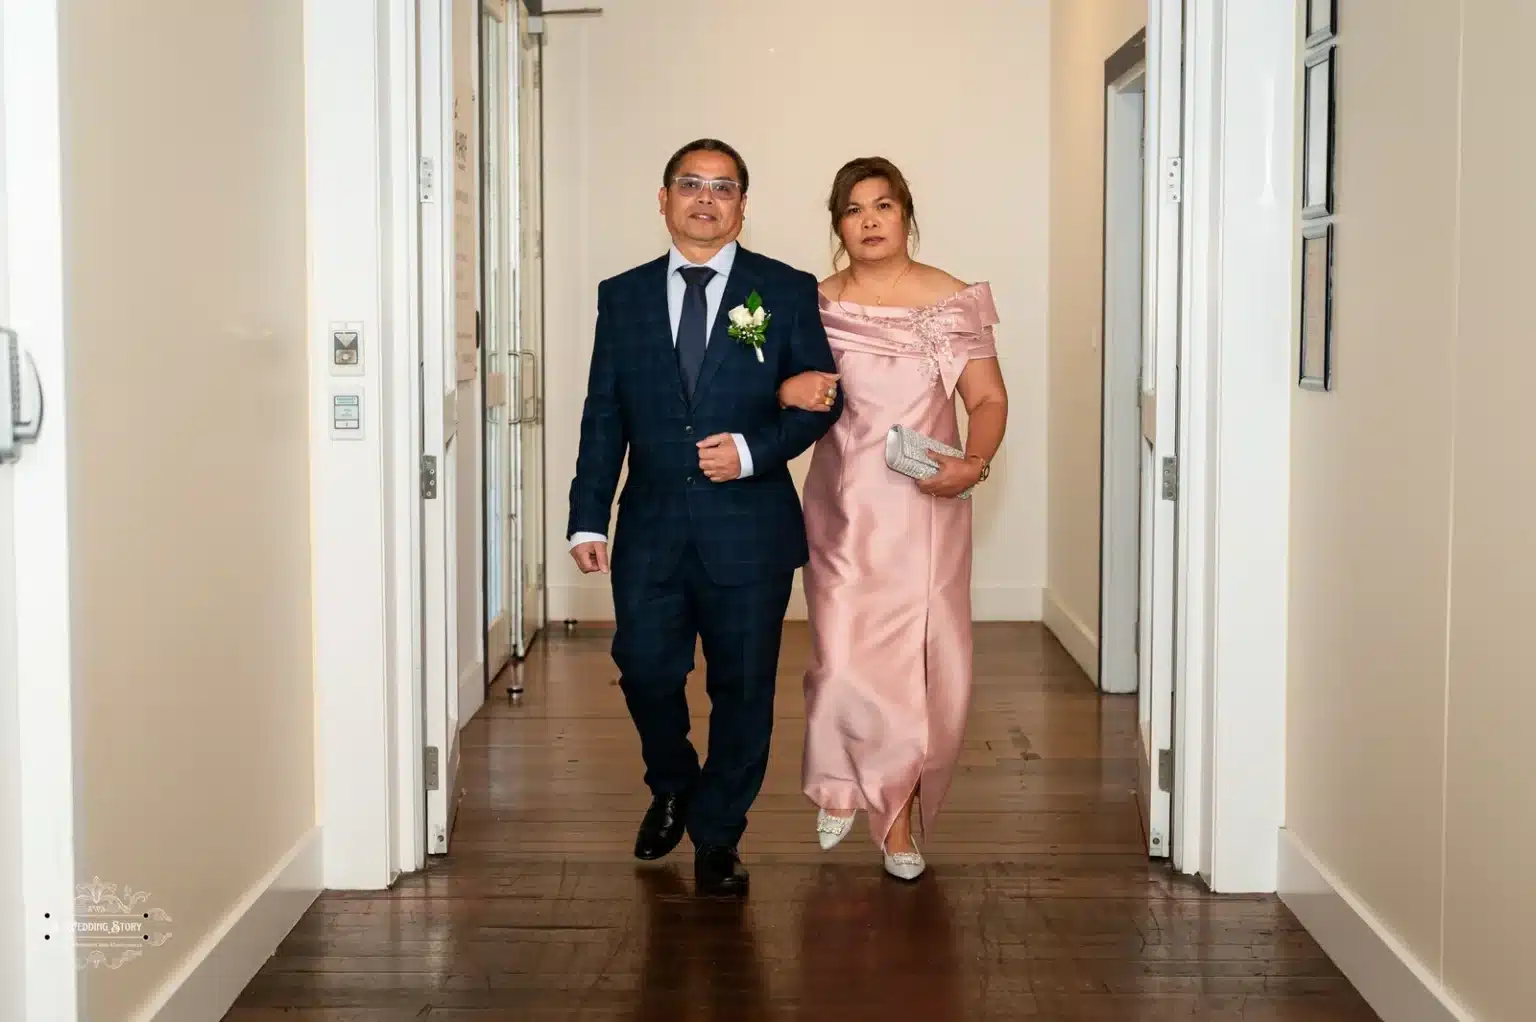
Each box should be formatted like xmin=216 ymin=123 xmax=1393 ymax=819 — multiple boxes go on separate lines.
xmin=726 ymin=290 xmax=770 ymax=362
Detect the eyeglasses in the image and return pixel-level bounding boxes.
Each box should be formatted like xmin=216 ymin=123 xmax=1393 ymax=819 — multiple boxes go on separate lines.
xmin=672 ymin=175 xmax=742 ymax=199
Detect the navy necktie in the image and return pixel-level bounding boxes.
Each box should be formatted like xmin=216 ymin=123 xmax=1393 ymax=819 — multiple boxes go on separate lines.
xmin=676 ymin=265 xmax=716 ymax=398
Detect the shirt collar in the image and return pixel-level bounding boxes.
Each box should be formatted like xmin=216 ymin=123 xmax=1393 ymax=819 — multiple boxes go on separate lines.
xmin=668 ymin=240 xmax=738 ymax=279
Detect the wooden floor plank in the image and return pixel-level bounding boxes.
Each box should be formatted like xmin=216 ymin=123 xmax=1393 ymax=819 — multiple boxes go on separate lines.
xmin=226 ymin=622 xmax=1377 ymax=1021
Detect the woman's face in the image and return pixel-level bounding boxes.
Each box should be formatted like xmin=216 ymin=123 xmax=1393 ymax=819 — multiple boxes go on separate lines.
xmin=838 ymin=177 xmax=908 ymax=263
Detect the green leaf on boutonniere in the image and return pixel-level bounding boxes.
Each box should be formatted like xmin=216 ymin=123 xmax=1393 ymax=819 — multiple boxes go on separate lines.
xmin=745 ymin=290 xmax=763 ymax=313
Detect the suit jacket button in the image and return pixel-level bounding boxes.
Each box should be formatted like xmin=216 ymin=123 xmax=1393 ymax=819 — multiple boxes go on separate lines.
xmin=684 ymin=425 xmax=694 ymax=434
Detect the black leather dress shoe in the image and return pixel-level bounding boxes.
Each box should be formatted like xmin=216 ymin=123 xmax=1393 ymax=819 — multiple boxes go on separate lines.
xmin=694 ymin=844 xmax=749 ymax=896
xmin=634 ymin=792 xmax=690 ymax=860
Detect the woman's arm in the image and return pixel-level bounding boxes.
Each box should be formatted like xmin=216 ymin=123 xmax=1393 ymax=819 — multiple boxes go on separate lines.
xmin=917 ymin=357 xmax=1009 ymax=499
xmin=957 ymin=356 xmax=1008 ymax=465
xmin=778 ymin=369 xmax=840 ymax=411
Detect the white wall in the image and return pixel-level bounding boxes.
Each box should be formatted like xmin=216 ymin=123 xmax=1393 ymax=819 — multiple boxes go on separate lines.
xmin=59 ymin=2 xmax=319 ymax=1018
xmin=1043 ymin=0 xmax=1147 ymax=668
xmin=540 ymin=0 xmax=1051 ymax=622
xmin=0 ymin=472 xmax=21 ymax=1022
xmin=1281 ymin=0 xmax=1535 ymax=1018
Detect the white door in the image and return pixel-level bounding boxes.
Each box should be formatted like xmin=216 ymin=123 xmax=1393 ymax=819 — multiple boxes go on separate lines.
xmin=1098 ymin=65 xmax=1146 ymax=698
xmin=1137 ymin=0 xmax=1185 ymax=860
xmin=481 ymin=1 xmax=515 ymax=680
xmin=420 ymin=0 xmax=462 ymax=855
xmin=512 ymin=1 xmax=545 ymax=656
xmin=0 ymin=0 xmax=82 ymax=1011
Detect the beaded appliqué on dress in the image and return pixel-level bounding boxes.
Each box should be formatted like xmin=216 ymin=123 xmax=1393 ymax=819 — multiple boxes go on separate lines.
xmin=907 ymin=305 xmax=958 ymax=383
xmin=834 ymin=294 xmax=968 ymax=384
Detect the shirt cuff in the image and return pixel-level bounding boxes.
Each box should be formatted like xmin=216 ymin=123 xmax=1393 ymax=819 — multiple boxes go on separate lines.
xmin=731 ymin=433 xmax=754 ymax=478
xmin=568 ymin=531 xmax=607 ymax=549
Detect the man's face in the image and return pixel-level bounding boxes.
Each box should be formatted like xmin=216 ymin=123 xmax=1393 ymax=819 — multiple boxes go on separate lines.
xmin=658 ymin=150 xmax=746 ymax=251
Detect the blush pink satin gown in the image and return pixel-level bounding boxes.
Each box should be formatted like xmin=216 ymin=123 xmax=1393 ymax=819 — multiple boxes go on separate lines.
xmin=800 ymin=281 xmax=1000 ymax=849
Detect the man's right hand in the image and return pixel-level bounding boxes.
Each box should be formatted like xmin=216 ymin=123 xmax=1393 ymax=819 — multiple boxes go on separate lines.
xmin=570 ymin=541 xmax=610 ymax=574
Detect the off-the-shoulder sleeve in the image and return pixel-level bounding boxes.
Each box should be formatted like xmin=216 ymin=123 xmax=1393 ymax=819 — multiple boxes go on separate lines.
xmin=932 ymin=284 xmax=1000 ymax=396
xmin=956 ymin=283 xmax=999 ymax=361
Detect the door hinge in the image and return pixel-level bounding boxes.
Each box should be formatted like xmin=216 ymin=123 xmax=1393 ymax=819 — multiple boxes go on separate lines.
xmin=419 ymin=155 xmax=437 ymax=203
xmin=425 ymin=746 xmax=440 ymax=791
xmin=1158 ymin=748 xmax=1174 ymax=792
xmin=421 ymin=454 xmax=438 ymax=499
xmin=1165 ymin=155 xmax=1183 ymax=203
xmin=1161 ymin=456 xmax=1179 ymax=501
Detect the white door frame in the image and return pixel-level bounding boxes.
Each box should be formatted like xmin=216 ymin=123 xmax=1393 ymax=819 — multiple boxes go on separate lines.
xmin=1 ymin=0 xmax=82 ymax=1010
xmin=384 ymin=0 xmax=428 ymax=877
xmin=419 ymin=0 xmax=466 ymax=857
xmin=1165 ymin=0 xmax=1296 ymax=893
xmin=305 ymin=0 xmax=428 ymax=887
xmin=1131 ymin=7 xmax=1179 ymax=862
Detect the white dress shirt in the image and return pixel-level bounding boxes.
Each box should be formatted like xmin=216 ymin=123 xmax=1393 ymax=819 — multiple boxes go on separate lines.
xmin=569 ymin=242 xmax=755 ymax=549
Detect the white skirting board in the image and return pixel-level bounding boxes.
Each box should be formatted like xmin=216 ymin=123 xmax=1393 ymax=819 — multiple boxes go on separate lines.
xmin=459 ymin=658 xmax=485 ymax=720
xmin=1042 ymin=588 xmax=1098 ymax=683
xmin=970 ymin=585 xmax=1043 ymax=622
xmin=132 ymin=826 xmax=322 ymax=1022
xmin=550 ymin=582 xmax=1044 ymax=624
xmin=546 ymin=583 xmax=615 ymax=623
xmin=1277 ymin=829 xmax=1477 ymax=1022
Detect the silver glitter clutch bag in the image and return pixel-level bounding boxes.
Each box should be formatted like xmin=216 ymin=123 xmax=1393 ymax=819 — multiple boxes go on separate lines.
xmin=884 ymin=424 xmax=974 ymax=500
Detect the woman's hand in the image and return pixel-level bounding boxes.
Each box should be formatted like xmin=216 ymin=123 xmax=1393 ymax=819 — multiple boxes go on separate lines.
xmin=778 ymin=371 xmax=840 ymax=412
xmin=918 ymin=453 xmax=986 ymax=499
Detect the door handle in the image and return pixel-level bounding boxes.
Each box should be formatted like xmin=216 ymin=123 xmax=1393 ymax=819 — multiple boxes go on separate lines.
xmin=515 ymin=350 xmax=538 ymax=423
xmin=522 ymin=344 xmax=540 ymax=421
xmin=508 ymin=350 xmax=528 ymax=424
xmin=529 ymin=349 xmax=542 ymax=425
xmin=0 ymin=327 xmax=44 ymax=464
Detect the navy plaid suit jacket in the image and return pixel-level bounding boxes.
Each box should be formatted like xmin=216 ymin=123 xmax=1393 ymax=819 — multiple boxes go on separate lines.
xmin=567 ymin=246 xmax=843 ymax=587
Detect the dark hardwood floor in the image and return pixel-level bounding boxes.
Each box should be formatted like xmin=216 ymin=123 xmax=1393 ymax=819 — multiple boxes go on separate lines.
xmin=226 ymin=622 xmax=1379 ymax=1020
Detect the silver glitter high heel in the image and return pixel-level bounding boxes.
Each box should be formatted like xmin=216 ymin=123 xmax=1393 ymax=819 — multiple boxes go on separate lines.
xmin=816 ymin=808 xmax=856 ymax=850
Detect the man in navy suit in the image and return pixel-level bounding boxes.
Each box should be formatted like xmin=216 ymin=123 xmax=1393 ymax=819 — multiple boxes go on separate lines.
xmin=567 ymin=138 xmax=842 ymax=895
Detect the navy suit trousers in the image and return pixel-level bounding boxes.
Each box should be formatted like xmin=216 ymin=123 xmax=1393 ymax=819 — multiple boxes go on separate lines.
xmin=611 ymin=540 xmax=793 ymax=849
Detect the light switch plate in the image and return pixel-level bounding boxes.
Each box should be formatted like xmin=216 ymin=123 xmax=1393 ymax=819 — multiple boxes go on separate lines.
xmin=330 ymin=388 xmax=364 ymax=440
xmin=330 ymin=320 xmax=364 ymax=376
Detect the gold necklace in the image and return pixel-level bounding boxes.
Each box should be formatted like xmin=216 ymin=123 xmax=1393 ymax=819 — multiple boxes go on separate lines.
xmin=853 ymin=260 xmax=913 ymax=306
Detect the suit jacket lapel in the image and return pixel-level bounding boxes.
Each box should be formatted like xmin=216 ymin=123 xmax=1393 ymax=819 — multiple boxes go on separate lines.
xmin=638 ymin=257 xmax=687 ymax=407
xmin=692 ymin=250 xmax=758 ymax=406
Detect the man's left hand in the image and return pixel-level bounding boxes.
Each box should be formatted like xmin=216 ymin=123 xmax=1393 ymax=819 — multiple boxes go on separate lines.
xmin=918 ymin=454 xmax=984 ymax=499
xmin=698 ymin=434 xmax=742 ymax=483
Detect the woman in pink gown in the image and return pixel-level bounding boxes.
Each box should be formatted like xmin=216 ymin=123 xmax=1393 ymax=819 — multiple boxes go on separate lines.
xmin=778 ymin=158 xmax=1009 ymax=880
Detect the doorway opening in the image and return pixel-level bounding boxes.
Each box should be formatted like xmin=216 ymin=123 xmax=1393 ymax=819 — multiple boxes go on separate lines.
xmin=416 ymin=0 xmax=548 ymax=858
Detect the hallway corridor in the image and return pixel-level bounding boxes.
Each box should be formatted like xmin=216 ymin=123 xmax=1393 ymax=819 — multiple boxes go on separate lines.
xmin=224 ymin=623 xmax=1378 ymax=1020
